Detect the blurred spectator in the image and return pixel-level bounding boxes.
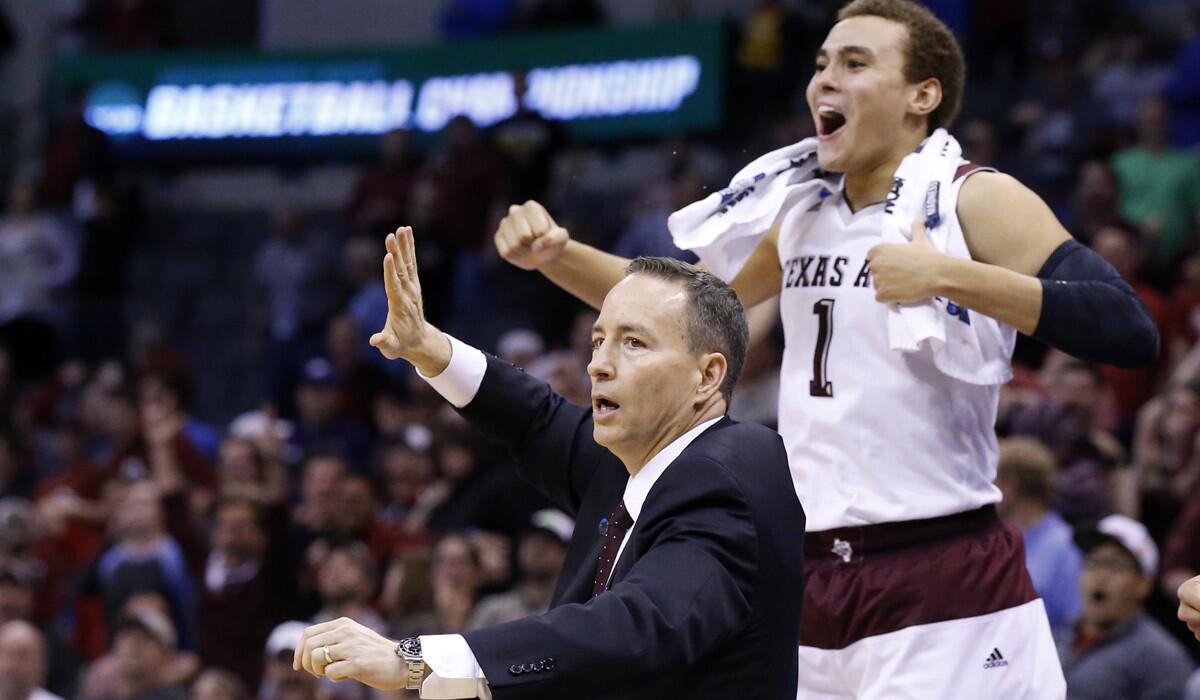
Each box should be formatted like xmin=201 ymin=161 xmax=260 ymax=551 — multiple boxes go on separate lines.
xmin=1086 ymin=24 xmax=1168 ymax=132
xmin=187 ymin=496 xmax=295 ymax=694
xmin=1091 ymin=224 xmax=1175 ymax=434
xmin=438 ymin=0 xmax=514 ymax=39
xmin=323 ymin=315 xmax=392 ymax=426
xmin=257 ymin=622 xmax=321 ymax=700
xmin=520 ymin=0 xmax=604 ymax=31
xmin=0 ymin=620 xmax=62 ymax=700
xmin=995 ymin=437 xmax=1082 ymax=634
xmin=342 ymin=236 xmax=389 ymax=345
xmin=251 ymin=207 xmax=341 ymax=410
xmin=469 ymin=509 xmax=570 ymax=628
xmin=1131 ymin=381 xmax=1200 ymax=540
xmin=84 ymin=607 xmax=189 ymax=700
xmin=378 ymin=442 xmax=435 ymax=524
xmin=1006 ymin=358 xmax=1128 ymax=523
xmin=391 ymin=533 xmax=481 ymax=637
xmin=138 ymin=366 xmax=221 ymax=465
xmin=77 ymin=481 xmax=195 ymax=653
xmin=288 ymin=358 xmax=371 ymax=469
xmin=491 ymin=72 xmax=566 ymax=205
xmin=309 ymin=541 xmax=383 ymax=700
xmin=1009 ymin=53 xmax=1097 ymax=201
xmin=1059 ymin=160 xmax=1125 ymax=245
xmin=214 ymin=436 xmax=287 ymax=507
xmin=312 ymin=541 xmax=385 ymax=632
xmin=329 ymin=472 xmax=404 ymax=564
xmin=1057 ymin=515 xmax=1195 ymax=699
xmin=1111 ymin=97 xmax=1200 ymax=271
xmin=188 ymin=670 xmax=246 ymax=700
xmin=426 ymin=115 xmax=507 ymax=253
xmin=1164 ymin=7 xmax=1200 ymax=148
xmin=292 ymin=453 xmax=347 ymax=547
xmin=0 ymin=181 xmax=78 ymax=384
xmin=344 ymin=128 xmax=418 ymax=235
xmin=0 ymin=560 xmax=78 ymax=699
xmin=1161 ymin=489 xmax=1200 ymax=605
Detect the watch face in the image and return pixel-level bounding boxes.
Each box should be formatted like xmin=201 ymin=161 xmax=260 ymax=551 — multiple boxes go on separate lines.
xmin=399 ymin=637 xmax=422 ymax=657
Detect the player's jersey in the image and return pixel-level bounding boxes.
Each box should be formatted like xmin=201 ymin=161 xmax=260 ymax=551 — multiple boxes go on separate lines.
xmin=775 ymin=167 xmax=1015 ymax=531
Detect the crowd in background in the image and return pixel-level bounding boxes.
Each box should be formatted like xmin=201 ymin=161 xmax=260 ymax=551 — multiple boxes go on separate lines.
xmin=1 ymin=0 xmax=1200 ymax=699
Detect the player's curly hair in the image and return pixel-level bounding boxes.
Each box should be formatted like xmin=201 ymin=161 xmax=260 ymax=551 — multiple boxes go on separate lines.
xmin=838 ymin=0 xmax=965 ymax=133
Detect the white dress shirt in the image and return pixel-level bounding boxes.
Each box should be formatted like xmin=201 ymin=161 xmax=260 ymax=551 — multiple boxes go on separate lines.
xmin=415 ymin=335 xmax=721 ymax=699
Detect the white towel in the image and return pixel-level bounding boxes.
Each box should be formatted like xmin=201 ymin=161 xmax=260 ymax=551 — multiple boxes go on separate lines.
xmin=667 ymin=138 xmax=833 ymax=282
xmin=669 ymin=129 xmax=1013 ymax=386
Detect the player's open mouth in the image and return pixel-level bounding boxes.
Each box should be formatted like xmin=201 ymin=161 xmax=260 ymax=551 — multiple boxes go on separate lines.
xmin=593 ymin=396 xmax=620 ymax=418
xmin=817 ymin=105 xmax=847 ymax=139
xmin=1090 ymin=590 xmax=1108 ymax=604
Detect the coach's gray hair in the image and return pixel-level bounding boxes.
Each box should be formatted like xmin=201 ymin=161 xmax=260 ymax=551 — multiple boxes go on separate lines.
xmin=624 ymin=256 xmax=748 ymax=402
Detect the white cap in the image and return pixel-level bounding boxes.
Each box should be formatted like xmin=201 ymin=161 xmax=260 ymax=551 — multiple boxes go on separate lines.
xmin=265 ymin=621 xmax=308 ymax=657
xmin=528 ymin=508 xmax=574 ymax=546
xmin=1087 ymin=514 xmax=1159 ymax=577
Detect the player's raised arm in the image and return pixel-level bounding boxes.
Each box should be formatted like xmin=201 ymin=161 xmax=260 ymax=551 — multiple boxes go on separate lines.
xmin=368 ymin=226 xmax=454 ymax=377
xmin=495 ymin=200 xmax=783 ymax=310
xmin=495 ymin=200 xmax=625 ymax=309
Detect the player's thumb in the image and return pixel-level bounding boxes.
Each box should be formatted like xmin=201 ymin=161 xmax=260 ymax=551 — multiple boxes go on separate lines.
xmin=533 ymin=226 xmax=569 ymax=252
xmin=910 ymin=215 xmax=930 ymax=245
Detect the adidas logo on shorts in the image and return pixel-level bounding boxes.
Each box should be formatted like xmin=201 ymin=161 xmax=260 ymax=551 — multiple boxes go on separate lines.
xmin=983 ymin=648 xmax=1009 ymax=669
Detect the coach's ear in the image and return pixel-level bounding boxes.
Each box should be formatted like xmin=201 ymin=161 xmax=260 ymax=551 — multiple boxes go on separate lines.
xmin=695 ymin=352 xmax=728 ymax=405
xmin=908 ymin=77 xmax=942 ymax=119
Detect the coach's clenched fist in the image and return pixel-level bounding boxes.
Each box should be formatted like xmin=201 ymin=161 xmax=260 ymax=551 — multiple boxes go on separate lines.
xmin=495 ymin=200 xmax=570 ymax=270
xmin=1179 ymin=575 xmax=1200 ymax=641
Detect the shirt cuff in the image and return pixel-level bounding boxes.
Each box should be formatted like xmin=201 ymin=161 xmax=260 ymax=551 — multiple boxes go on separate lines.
xmin=419 ymin=634 xmax=491 ymax=700
xmin=416 ymin=334 xmax=487 ymax=409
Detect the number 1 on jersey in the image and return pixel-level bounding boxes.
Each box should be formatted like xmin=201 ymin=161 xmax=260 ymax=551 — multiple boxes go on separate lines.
xmin=809 ymin=299 xmax=835 ymax=398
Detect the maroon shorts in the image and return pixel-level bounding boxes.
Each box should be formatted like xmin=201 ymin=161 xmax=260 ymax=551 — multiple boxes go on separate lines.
xmin=800 ymin=505 xmax=1038 ymax=650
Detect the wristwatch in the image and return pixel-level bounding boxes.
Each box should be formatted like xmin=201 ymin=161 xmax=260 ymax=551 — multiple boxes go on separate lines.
xmin=395 ymin=637 xmax=426 ymax=691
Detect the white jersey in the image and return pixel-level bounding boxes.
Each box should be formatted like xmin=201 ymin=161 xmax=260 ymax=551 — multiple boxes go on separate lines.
xmin=775 ymin=168 xmax=1015 ymax=531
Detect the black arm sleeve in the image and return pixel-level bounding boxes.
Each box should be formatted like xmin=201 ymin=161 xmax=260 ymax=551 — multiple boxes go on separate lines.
xmin=1032 ymin=240 xmax=1160 ymax=368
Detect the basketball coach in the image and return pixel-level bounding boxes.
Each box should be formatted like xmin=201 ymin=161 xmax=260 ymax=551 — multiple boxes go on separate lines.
xmin=293 ymin=226 xmax=806 ymax=699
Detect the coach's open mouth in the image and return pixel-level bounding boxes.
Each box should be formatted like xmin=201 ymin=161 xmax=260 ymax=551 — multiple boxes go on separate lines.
xmin=817 ymin=105 xmax=847 ymax=138
xmin=593 ymin=395 xmax=620 ymax=418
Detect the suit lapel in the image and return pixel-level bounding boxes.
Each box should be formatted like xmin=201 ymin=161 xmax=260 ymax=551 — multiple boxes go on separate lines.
xmin=550 ymin=470 xmax=626 ymax=607
xmin=603 ymin=417 xmax=731 ymax=590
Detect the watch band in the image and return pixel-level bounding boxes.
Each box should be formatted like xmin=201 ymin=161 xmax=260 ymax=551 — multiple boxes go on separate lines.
xmin=395 ymin=637 xmax=426 ymax=691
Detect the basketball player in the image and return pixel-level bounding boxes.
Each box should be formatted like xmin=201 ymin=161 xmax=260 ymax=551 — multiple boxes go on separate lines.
xmin=491 ymin=1 xmax=1158 ymax=697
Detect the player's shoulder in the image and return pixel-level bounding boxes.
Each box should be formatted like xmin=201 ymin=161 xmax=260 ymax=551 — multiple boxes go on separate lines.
xmin=956 ymin=169 xmax=1043 ymax=221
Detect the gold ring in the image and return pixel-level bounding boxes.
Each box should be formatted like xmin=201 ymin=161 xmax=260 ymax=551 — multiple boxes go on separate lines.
xmin=323 ymin=645 xmax=333 ymax=665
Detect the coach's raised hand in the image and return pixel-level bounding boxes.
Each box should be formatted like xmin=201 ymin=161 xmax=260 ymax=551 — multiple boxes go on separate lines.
xmin=368 ymin=227 xmax=452 ymax=377
xmin=495 ymin=200 xmax=570 ymax=270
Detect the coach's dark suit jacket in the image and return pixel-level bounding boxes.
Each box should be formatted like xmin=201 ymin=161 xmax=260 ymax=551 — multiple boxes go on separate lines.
xmin=458 ymin=356 xmax=805 ymax=700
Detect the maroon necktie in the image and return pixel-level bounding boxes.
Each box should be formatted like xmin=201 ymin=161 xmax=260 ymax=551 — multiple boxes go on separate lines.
xmin=591 ymin=500 xmax=633 ymax=598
